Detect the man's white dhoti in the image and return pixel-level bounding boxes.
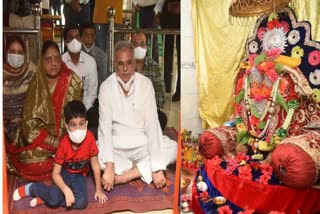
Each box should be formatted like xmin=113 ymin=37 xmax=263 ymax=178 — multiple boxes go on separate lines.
xmin=112 ymin=135 xmax=152 ymax=184
xmin=97 ymin=72 xmax=177 ymax=184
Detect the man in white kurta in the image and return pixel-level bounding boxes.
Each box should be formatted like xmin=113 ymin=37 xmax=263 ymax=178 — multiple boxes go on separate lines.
xmin=98 ymin=41 xmax=176 ymax=191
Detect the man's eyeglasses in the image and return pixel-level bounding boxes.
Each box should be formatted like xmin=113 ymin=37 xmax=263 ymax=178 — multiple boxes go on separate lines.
xmin=116 ymin=60 xmax=134 ymax=69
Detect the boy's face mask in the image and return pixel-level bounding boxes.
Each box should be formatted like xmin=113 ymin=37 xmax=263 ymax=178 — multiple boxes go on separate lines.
xmin=66 ymin=121 xmax=87 ymax=144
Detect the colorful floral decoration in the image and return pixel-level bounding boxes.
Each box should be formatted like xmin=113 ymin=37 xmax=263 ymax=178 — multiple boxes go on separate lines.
xmin=235 ymin=48 xmax=303 ymax=151
xmin=257 ymin=27 xmax=266 ymax=40
xmin=181 ymin=194 xmax=192 ymax=213
xmin=308 ymin=50 xmax=320 ymax=66
xmin=245 ymin=8 xmax=320 ymax=90
xmin=218 ymin=205 xmax=233 ymax=214
xmin=269 ymin=211 xmax=286 ymax=214
xmin=280 ymin=21 xmax=290 ymax=33
xmin=287 ymin=30 xmax=300 ymax=45
xmin=313 ymin=88 xmax=320 ymax=103
xmin=192 ymin=7 xmax=320 ymax=214
xmin=291 ymin=46 xmax=304 ymax=58
xmin=249 ymin=40 xmax=259 ymax=54
xmin=309 ymin=69 xmax=320 ymax=86
xmin=262 ymin=27 xmax=287 ymax=53
xmin=238 ymin=208 xmax=255 ymax=214
xmin=181 ymin=129 xmax=202 ymax=170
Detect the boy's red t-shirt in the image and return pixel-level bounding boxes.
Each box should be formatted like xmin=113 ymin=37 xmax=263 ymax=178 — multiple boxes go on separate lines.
xmin=54 ymin=130 xmax=98 ymax=175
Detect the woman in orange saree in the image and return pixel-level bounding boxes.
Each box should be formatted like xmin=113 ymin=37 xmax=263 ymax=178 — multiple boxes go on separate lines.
xmin=6 ymin=40 xmax=83 ymax=181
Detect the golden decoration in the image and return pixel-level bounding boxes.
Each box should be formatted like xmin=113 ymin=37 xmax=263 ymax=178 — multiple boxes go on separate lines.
xmin=229 ymin=0 xmax=292 ymax=18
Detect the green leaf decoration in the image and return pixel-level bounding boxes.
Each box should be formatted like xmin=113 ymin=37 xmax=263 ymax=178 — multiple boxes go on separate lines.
xmin=236 ymin=131 xmax=248 ymax=143
xmin=254 ymin=53 xmax=267 ymax=65
xmin=241 ymin=135 xmax=250 ymax=145
xmin=288 ymin=100 xmax=299 ymax=109
xmin=235 ymin=117 xmax=243 ymax=124
xmin=235 ymin=89 xmax=245 ymax=104
xmin=250 ymin=105 xmax=261 ymax=118
xmin=270 ymin=135 xmax=274 ymax=144
xmin=276 ymin=92 xmax=288 ymax=112
xmin=275 ymin=128 xmax=288 ymax=139
xmin=275 ymin=63 xmax=284 ymax=74
xmin=258 ymin=121 xmax=266 ymax=129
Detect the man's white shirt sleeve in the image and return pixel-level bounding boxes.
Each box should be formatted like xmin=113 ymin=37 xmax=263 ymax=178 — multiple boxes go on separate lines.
xmin=97 ymin=81 xmax=114 ymax=164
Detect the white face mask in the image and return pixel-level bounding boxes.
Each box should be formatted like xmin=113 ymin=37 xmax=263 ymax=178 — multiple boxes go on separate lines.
xmin=134 ymin=46 xmax=147 ymax=60
xmin=7 ymin=53 xmax=24 ymax=69
xmin=117 ymin=74 xmax=135 ymax=92
xmin=67 ymin=39 xmax=82 ymax=54
xmin=83 ymin=43 xmax=95 ymax=53
xmin=67 ymin=124 xmax=87 ymax=144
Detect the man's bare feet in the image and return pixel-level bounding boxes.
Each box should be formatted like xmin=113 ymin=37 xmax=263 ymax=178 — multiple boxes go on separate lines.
xmin=114 ymin=174 xmax=129 ymax=184
xmin=114 ymin=167 xmax=142 ymax=185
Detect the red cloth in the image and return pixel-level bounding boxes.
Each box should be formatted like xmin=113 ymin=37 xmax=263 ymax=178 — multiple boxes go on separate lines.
xmin=271 ymin=143 xmax=317 ymax=188
xmin=205 ymin=161 xmax=320 ymax=214
xmin=7 ymin=65 xmax=72 ymax=181
xmin=199 ymin=131 xmax=224 ymax=159
xmin=51 ymin=63 xmax=71 ymax=137
xmin=191 ymin=178 xmax=205 ymax=214
xmin=7 ymin=129 xmax=55 ymax=181
xmin=54 ymin=130 xmax=98 ymax=175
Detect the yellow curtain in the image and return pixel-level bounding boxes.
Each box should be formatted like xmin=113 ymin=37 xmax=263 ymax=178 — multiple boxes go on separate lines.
xmin=192 ymin=0 xmax=320 ymax=130
xmin=291 ymin=1 xmax=320 ymax=41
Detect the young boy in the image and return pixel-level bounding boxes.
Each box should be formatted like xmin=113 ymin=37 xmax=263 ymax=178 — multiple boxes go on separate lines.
xmin=13 ymin=100 xmax=107 ymax=209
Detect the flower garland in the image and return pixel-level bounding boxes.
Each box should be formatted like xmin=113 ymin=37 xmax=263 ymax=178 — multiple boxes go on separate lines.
xmin=235 ymin=50 xmax=300 ymax=153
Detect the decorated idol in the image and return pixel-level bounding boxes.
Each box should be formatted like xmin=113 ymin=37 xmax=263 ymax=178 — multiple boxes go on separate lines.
xmin=195 ymin=8 xmax=320 ymax=213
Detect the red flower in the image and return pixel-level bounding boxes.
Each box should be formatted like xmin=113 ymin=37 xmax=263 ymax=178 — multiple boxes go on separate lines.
xmin=236 ymin=76 xmax=244 ymax=94
xmin=280 ymin=21 xmax=290 ymax=33
xmin=266 ymin=48 xmax=281 ymax=59
xmin=260 ymin=163 xmax=273 ymax=175
xmin=200 ymin=191 xmax=209 ymax=201
xmin=252 ymin=94 xmax=267 ymax=101
xmin=218 ymin=205 xmax=233 ymax=214
xmin=269 ymin=211 xmax=286 ymax=214
xmin=249 ymin=161 xmax=259 ymax=170
xmin=249 ymin=54 xmax=257 ymax=65
xmin=265 ymin=135 xmax=271 ymax=143
xmin=238 ymin=164 xmax=252 ymax=181
xmin=260 ymin=61 xmax=275 ymax=72
xmin=238 ymin=208 xmax=255 ymax=214
xmin=225 ymin=163 xmax=238 ymax=175
xmin=208 ymin=156 xmax=222 ymax=170
xmin=308 ymin=50 xmax=320 ymax=66
xmin=258 ymin=173 xmax=271 ymax=185
xmin=235 ymin=104 xmax=242 ymax=115
xmin=267 ymin=19 xmax=281 ymax=30
xmin=266 ymin=68 xmax=278 ymax=82
xmin=236 ymin=152 xmax=250 ymax=163
xmin=181 ymin=194 xmax=192 ymax=202
xmin=257 ymin=27 xmax=266 ymax=40
xmin=250 ymin=116 xmax=260 ymax=126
